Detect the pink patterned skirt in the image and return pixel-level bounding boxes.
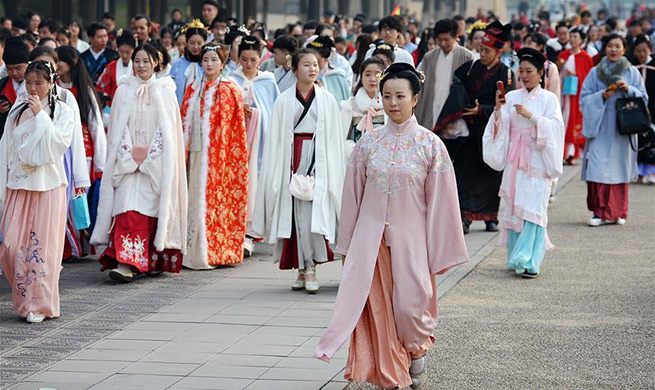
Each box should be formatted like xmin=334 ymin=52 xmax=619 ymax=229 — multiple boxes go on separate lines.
xmin=0 ymin=186 xmax=67 ymax=319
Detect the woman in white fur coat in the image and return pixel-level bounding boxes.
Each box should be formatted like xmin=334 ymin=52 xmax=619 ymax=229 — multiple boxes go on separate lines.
xmin=91 ymin=43 xmax=187 ymax=283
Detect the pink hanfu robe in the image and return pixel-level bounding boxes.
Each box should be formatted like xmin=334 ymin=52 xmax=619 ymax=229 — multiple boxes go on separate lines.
xmin=315 ymin=116 xmax=469 ymax=386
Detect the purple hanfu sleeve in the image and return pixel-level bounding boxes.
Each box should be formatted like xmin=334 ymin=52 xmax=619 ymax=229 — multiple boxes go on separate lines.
xmin=425 ymin=138 xmax=469 ymax=275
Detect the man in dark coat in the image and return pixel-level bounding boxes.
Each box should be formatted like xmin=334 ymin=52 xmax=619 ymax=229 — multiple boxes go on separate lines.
xmin=435 ymin=20 xmax=515 ymax=234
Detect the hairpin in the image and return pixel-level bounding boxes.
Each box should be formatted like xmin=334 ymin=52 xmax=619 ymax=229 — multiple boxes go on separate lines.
xmin=376 ymin=43 xmax=392 ymax=51
xmin=237 ymin=25 xmax=250 ymax=35
xmin=117 ymin=28 xmax=123 ymax=37
xmin=285 ymin=54 xmax=292 ymax=68
xmin=309 ymin=40 xmax=324 ymax=48
xmin=376 ymin=68 xmax=389 ymax=81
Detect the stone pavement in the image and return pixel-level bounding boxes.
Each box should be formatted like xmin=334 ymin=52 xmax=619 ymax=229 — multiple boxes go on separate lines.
xmin=0 ymin=165 xmax=600 ymax=390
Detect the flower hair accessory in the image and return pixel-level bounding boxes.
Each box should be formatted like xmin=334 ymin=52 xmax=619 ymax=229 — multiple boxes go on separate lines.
xmin=285 ymin=54 xmax=292 ymax=68
xmin=376 ymin=68 xmax=389 ymax=81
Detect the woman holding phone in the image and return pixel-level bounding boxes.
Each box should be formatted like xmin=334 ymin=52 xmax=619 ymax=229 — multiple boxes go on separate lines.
xmin=483 ymin=48 xmax=565 ymax=278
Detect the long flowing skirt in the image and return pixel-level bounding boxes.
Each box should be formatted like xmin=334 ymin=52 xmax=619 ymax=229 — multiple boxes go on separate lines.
xmin=586 ymin=182 xmax=629 ymax=221
xmin=506 ymin=221 xmax=547 ymax=274
xmin=0 ymin=186 xmax=67 ymax=318
xmin=98 ymin=211 xmax=183 ymax=273
xmin=345 ymin=238 xmax=433 ymax=389
xmin=277 ymin=133 xmax=334 ymax=270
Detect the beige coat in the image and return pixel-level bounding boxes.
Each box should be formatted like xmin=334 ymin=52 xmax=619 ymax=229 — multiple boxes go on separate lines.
xmin=416 ymin=45 xmax=473 ymax=130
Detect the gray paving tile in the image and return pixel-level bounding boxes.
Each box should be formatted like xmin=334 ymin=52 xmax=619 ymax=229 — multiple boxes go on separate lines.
xmin=155 ymin=341 xmax=230 ymax=354
xmin=119 ymin=361 xmax=199 ymax=376
xmin=274 ymin=357 xmax=346 ymax=370
xmin=265 ymin=316 xmax=330 ymax=328
xmin=221 ymin=344 xmax=296 ymax=357
xmin=88 ymin=339 xmax=166 ymax=351
xmin=203 ymin=315 xmax=273 ymax=326
xmin=190 ymin=365 xmax=269 ymax=379
xmin=169 ymin=376 xmax=253 ymax=389
xmin=140 ymin=349 xmax=214 ymax=364
xmin=107 ymin=329 xmax=184 ymax=341
xmin=260 ymin=367 xmax=343 ymax=381
xmin=196 ymin=354 xmax=282 ymax=368
xmin=143 ymin=312 xmax=214 ymax=323
xmin=250 ymin=326 xmax=320 ymax=338
xmin=9 ymin=381 xmax=94 ymax=390
xmin=23 ymin=370 xmax=112 ymax=383
xmin=231 ymin=334 xmax=310 ymax=347
xmin=90 ymin=373 xmax=183 ymax=389
xmin=123 ymin=321 xmax=195 ymax=332
xmin=46 ymin=359 xmax=131 ymax=373
xmin=68 ymin=348 xmax=150 ymax=362
xmin=244 ymin=379 xmax=325 ymax=390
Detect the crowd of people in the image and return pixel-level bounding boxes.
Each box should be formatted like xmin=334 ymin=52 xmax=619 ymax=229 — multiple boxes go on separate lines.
xmin=0 ymin=1 xmax=652 ymax=388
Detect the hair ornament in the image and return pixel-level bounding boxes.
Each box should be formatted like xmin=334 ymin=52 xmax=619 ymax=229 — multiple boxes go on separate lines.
xmin=466 ymin=20 xmax=487 ymax=35
xmin=309 ymin=40 xmax=324 ymax=48
xmin=237 ymin=25 xmax=250 ymax=35
xmin=376 ymin=67 xmax=389 ymax=81
xmin=181 ymin=19 xmax=209 ymax=34
xmin=116 ymin=28 xmax=123 ymax=37
xmin=157 ymin=51 xmax=164 ymax=65
xmin=416 ymin=69 xmax=425 ymax=83
xmin=285 ymin=53 xmax=292 ymax=68
xmin=376 ymin=43 xmax=393 ymax=51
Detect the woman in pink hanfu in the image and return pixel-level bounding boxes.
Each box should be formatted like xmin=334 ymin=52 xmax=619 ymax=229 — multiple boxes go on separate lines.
xmin=0 ymin=61 xmax=75 ymax=323
xmin=315 ymin=63 xmax=469 ymax=390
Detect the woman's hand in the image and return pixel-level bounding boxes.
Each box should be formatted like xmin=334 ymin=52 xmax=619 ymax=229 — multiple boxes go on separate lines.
xmin=602 ymin=87 xmax=617 ymax=101
xmin=495 ymin=89 xmax=506 ymax=111
xmin=514 ymin=104 xmax=533 ymax=120
xmin=28 ymin=94 xmax=42 ymax=116
xmin=615 ymin=79 xmax=629 ymax=92
xmin=243 ymin=105 xmax=252 ymax=119
xmin=463 ymin=99 xmax=480 ymax=116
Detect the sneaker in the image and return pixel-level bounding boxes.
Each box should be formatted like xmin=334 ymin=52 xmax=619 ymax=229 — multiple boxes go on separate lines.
xmin=587 ymin=216 xmax=603 ymax=227
xmin=26 ymin=312 xmax=45 ymax=323
xmin=549 ymin=195 xmax=556 ymax=204
xmin=108 ymin=264 xmax=134 ymax=283
xmin=521 ymin=270 xmax=539 ymax=279
xmin=616 ymin=218 xmax=626 ymax=225
xmin=410 ymin=358 xmax=427 ymax=389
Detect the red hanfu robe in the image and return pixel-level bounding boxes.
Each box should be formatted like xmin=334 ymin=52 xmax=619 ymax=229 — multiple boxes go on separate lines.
xmin=558 ymin=49 xmax=593 ymax=160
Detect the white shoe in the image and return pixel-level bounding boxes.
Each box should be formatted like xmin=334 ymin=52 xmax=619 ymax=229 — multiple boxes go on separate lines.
xmin=108 ymin=264 xmax=134 ymax=282
xmin=291 ymin=269 xmax=305 ymax=291
xmin=304 ymin=266 xmax=319 ymax=294
xmin=243 ymin=237 xmax=254 ymax=257
xmin=26 ymin=312 xmax=45 ymax=323
xmin=549 ymin=195 xmax=556 ymax=204
xmin=616 ymin=218 xmax=626 ymax=225
xmin=587 ymin=217 xmax=603 ymax=227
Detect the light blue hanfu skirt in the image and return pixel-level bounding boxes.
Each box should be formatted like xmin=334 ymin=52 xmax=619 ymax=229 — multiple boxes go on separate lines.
xmin=507 ymin=221 xmax=547 ymax=274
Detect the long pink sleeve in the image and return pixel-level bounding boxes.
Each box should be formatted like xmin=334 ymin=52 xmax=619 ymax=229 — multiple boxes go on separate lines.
xmin=425 ymin=144 xmax=469 ymax=275
xmin=335 ymin=143 xmax=367 ymax=256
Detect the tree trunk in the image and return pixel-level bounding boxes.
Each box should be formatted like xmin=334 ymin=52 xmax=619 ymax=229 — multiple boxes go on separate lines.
xmin=128 ymin=0 xmax=139 ymax=20
xmin=308 ymin=0 xmax=320 ymax=21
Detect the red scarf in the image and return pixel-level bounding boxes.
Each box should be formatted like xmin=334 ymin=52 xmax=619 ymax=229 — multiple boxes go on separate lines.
xmin=1 ymin=78 xmax=17 ymax=104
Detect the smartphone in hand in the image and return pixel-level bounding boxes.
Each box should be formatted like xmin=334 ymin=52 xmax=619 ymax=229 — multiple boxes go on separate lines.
xmin=496 ymin=81 xmax=505 ymax=99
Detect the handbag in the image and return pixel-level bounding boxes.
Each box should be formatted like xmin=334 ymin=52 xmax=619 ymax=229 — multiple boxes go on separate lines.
xmin=616 ymin=97 xmax=651 ymax=136
xmin=72 ymin=191 xmax=91 ymax=230
xmin=289 ymin=136 xmax=316 ymax=202
xmin=562 ymin=75 xmax=578 ymax=95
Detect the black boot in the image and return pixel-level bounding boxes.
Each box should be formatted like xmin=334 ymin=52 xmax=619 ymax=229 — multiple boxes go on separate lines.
xmin=485 ymin=221 xmax=499 ymax=232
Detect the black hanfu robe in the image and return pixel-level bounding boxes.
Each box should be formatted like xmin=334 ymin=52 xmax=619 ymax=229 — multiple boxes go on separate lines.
xmin=435 ymin=60 xmax=514 ymax=222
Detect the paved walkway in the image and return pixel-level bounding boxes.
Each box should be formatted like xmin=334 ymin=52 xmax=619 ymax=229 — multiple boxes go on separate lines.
xmin=4 ymin=165 xmax=636 ymax=390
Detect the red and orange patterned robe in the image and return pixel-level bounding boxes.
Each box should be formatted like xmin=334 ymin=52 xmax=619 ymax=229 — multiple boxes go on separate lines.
xmin=180 ymin=78 xmax=249 ymax=269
